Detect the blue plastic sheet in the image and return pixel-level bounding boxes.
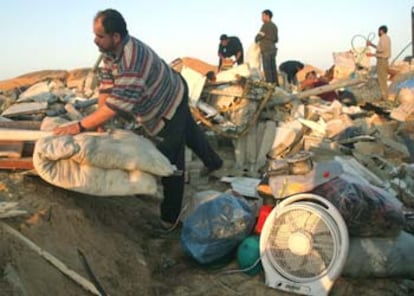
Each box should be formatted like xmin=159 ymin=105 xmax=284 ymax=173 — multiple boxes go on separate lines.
xmin=396 ymin=78 xmax=414 ymax=91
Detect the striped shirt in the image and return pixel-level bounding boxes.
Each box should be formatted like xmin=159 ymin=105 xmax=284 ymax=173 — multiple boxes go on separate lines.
xmin=100 ymin=35 xmax=184 ymax=136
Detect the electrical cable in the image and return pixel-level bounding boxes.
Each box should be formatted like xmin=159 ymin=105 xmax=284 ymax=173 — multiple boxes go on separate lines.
xmin=352 ymin=33 xmax=412 ymax=67
xmin=218 ymin=256 xmax=263 ymax=275
xmin=391 ymin=41 xmax=412 ymax=65
xmin=350 ymin=32 xmax=375 ymax=67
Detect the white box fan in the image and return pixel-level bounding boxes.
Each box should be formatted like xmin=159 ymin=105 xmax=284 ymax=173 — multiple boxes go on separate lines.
xmin=260 ymin=193 xmax=349 ymax=296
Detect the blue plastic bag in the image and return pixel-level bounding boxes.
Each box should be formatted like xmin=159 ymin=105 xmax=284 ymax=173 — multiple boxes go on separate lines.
xmin=181 ymin=192 xmax=255 ymax=264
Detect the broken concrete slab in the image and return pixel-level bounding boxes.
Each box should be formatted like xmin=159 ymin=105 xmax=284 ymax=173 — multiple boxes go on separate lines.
xmin=17 ymin=81 xmax=50 ymax=101
xmin=326 ymin=114 xmax=354 ymax=138
xmin=354 ymin=141 xmax=385 ymax=156
xmin=1 ymin=102 xmax=48 ymax=117
xmin=18 ymin=92 xmax=59 ymax=104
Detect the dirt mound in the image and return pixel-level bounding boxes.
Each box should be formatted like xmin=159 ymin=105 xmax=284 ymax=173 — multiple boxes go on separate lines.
xmin=171 ymin=57 xmax=217 ymax=75
xmin=1 ymin=168 xmax=413 ymax=296
xmin=0 ymin=173 xmax=152 ymax=295
xmin=66 ymin=68 xmax=92 ymax=89
xmin=0 ymin=70 xmax=69 ymax=92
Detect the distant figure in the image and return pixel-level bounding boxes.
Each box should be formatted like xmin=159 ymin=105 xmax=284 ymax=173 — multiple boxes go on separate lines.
xmin=279 ymin=60 xmax=304 ymax=85
xmin=366 ymin=25 xmax=391 ymax=100
xmin=218 ymin=34 xmax=244 ymax=71
xmin=300 ymin=71 xmax=338 ymax=102
xmin=255 ymin=9 xmax=279 ymax=85
xmin=206 ymin=70 xmax=217 ymax=83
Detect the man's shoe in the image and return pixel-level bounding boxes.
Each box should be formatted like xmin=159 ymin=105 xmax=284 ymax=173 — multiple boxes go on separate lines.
xmin=200 ymin=160 xmax=223 ymax=177
xmin=160 ymin=219 xmax=175 ymax=230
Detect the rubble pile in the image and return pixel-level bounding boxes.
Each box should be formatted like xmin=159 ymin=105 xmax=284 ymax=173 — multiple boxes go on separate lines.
xmin=0 ymin=68 xmax=97 ymax=122
xmin=1 ymin=56 xmax=414 ymax=235
xmin=1 ymin=55 xmax=414 ymax=295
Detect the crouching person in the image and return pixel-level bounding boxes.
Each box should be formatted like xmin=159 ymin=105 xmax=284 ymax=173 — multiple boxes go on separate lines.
xmin=54 ymin=9 xmax=223 ymax=228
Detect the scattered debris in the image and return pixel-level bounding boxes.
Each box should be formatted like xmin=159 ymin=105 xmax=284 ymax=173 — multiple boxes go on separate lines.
xmin=1 ymin=42 xmax=414 ymax=294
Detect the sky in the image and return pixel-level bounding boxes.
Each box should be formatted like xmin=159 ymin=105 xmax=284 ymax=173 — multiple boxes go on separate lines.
xmin=0 ymin=0 xmax=413 ymax=80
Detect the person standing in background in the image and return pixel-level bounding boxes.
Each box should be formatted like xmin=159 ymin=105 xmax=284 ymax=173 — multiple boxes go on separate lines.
xmin=218 ymin=34 xmax=244 ymax=71
xmin=367 ymin=25 xmax=391 ymax=100
xmin=255 ymin=9 xmax=279 ymax=85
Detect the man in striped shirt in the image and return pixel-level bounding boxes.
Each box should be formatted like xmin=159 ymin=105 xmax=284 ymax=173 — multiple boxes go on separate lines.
xmin=54 ymin=9 xmax=222 ymax=228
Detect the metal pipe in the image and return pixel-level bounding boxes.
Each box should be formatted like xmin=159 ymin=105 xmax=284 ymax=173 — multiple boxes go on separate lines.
xmin=412 ymin=6 xmax=414 ymax=57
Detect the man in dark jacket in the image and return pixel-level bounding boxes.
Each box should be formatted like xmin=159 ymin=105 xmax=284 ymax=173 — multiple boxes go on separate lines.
xmin=255 ymin=9 xmax=279 ymax=85
xmin=279 ymin=60 xmax=304 ymax=85
xmin=218 ymin=34 xmax=244 ymax=71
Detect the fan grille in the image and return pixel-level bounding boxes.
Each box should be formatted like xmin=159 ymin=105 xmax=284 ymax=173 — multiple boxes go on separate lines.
xmin=267 ymin=208 xmax=335 ymax=279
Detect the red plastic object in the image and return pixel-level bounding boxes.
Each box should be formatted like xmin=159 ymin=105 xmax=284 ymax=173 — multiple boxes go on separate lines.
xmin=255 ymin=205 xmax=274 ymax=234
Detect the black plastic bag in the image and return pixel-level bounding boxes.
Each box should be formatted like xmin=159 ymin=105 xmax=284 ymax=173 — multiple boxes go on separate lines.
xmin=312 ymin=174 xmax=405 ymax=237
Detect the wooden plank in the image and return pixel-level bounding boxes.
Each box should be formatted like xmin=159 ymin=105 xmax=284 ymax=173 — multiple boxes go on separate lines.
xmin=204 ymin=88 xmax=244 ymax=97
xmin=0 ymin=120 xmax=41 ymax=130
xmin=294 ymin=77 xmax=366 ymax=100
xmin=0 ymin=157 xmax=34 ymax=170
xmin=0 ymin=129 xmax=52 ymax=141
xmin=1 ymin=102 xmax=48 ymax=117
xmin=0 ymin=222 xmax=101 ymax=295
xmin=0 ymin=141 xmax=24 ymax=158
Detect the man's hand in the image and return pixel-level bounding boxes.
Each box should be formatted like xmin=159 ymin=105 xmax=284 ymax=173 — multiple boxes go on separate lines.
xmin=53 ymin=104 xmax=116 ymax=136
xmin=366 ymin=40 xmax=373 ymax=47
xmin=53 ymin=122 xmax=82 ymax=136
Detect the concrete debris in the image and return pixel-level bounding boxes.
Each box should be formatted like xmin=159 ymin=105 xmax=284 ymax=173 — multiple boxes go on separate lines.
xmin=2 ymin=102 xmax=48 ymax=117
xmin=1 ymin=51 xmax=414 ymax=294
xmin=174 ymin=54 xmax=414 ymax=231
xmin=0 ymin=54 xmax=413 ymax=202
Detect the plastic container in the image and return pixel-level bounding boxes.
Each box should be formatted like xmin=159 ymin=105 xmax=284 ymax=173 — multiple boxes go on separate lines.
xmin=255 ymin=204 xmax=273 ymax=234
xmin=237 ymin=235 xmax=263 ymax=276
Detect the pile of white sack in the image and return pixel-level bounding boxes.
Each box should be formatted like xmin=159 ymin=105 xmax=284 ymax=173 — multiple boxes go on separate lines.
xmin=33 ymin=124 xmax=174 ymax=196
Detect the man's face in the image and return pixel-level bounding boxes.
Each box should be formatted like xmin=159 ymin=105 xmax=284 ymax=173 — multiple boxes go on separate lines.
xmin=306 ymin=72 xmax=317 ymax=81
xmin=261 ymin=13 xmax=268 ymax=23
xmin=220 ymin=39 xmax=229 ymax=47
xmin=93 ymin=18 xmax=119 ymax=53
xmin=378 ymin=29 xmax=383 ymax=37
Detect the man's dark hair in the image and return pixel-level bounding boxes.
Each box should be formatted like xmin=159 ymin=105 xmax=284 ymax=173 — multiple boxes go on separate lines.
xmin=379 ymin=25 xmax=388 ymax=34
xmin=220 ymin=34 xmax=228 ymax=41
xmin=206 ymin=71 xmax=216 ymax=81
xmin=95 ymin=9 xmax=128 ymax=38
xmin=305 ymin=70 xmax=317 ymax=79
xmin=262 ymin=9 xmax=273 ymax=19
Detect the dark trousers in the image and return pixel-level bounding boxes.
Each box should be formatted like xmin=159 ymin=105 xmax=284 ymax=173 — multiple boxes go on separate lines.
xmin=262 ymin=50 xmax=279 ymax=85
xmin=157 ymin=88 xmax=222 ymax=223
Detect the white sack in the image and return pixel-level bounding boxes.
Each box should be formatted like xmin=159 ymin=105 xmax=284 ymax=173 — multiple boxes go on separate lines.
xmin=33 ymin=129 xmax=174 ymax=196
xmin=181 ymin=66 xmax=206 ymax=105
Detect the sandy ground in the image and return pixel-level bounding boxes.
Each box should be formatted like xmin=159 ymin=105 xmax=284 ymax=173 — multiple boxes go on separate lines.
xmin=0 ymin=144 xmax=414 ymax=296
